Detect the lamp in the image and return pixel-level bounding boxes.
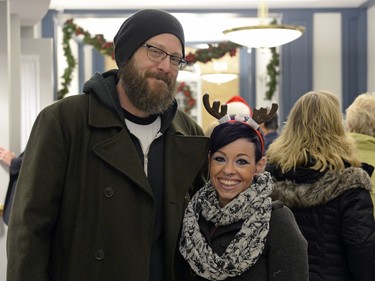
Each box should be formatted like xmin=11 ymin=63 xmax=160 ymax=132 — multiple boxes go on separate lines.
xmin=200 ymin=61 xmax=238 ymax=84
xmin=201 ymin=73 xmax=238 ymax=84
xmin=223 ymin=0 xmax=305 ymax=48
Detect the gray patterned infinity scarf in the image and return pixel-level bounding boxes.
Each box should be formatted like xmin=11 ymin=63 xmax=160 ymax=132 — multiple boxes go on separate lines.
xmin=179 ymin=172 xmax=273 ymax=281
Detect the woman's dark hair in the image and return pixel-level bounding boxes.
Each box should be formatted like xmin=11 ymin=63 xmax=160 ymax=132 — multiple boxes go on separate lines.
xmin=209 ymin=121 xmax=264 ymax=162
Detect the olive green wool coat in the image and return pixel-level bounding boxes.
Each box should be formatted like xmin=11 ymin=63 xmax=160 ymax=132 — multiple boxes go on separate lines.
xmin=7 ymin=72 xmax=209 ymax=281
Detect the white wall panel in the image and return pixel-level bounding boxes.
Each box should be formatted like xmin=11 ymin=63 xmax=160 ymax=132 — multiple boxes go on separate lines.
xmin=313 ymin=13 xmax=342 ymax=104
xmin=21 ymin=38 xmax=54 ymax=149
xmin=0 ymin=2 xmax=11 ymax=279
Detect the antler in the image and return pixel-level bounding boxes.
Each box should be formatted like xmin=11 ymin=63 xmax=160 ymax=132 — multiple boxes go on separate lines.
xmin=203 ymin=93 xmax=228 ymax=119
xmin=252 ymin=103 xmax=279 ymax=124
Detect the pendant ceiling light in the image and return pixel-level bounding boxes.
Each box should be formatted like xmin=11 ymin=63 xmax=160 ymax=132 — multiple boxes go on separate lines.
xmin=200 ymin=61 xmax=238 ymax=84
xmin=201 ymin=73 xmax=238 ymax=84
xmin=223 ymin=0 xmax=305 ymax=49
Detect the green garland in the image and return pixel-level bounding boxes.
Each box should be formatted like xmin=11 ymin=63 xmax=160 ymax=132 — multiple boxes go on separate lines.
xmin=185 ymin=41 xmax=241 ymax=63
xmin=177 ymin=82 xmax=196 ymax=114
xmin=58 ymin=19 xmax=114 ymax=99
xmin=59 ymin=19 xmax=279 ymax=100
xmin=265 ymin=47 xmax=280 ymax=100
xmin=264 ymin=19 xmax=280 ymax=100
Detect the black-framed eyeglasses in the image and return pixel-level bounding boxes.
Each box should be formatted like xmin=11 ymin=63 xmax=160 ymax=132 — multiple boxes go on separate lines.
xmin=142 ymin=43 xmax=188 ymax=70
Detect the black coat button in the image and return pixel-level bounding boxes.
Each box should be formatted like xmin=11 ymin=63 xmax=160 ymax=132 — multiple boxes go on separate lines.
xmin=94 ymin=249 xmax=105 ymax=260
xmin=103 ymin=187 xmax=114 ymax=198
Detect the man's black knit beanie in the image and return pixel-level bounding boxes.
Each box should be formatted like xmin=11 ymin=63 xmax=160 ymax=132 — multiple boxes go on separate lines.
xmin=113 ymin=9 xmax=185 ymax=68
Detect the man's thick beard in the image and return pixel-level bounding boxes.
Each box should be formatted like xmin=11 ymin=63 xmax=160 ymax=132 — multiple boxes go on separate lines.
xmin=120 ymin=61 xmax=177 ymax=115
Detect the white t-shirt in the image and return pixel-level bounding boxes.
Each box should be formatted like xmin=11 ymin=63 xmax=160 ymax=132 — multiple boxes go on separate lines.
xmin=125 ymin=116 xmax=161 ymax=175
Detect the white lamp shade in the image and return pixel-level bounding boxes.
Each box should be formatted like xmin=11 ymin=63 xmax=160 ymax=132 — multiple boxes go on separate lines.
xmin=201 ymin=73 xmax=238 ymax=84
xmin=223 ymin=24 xmax=305 ymax=48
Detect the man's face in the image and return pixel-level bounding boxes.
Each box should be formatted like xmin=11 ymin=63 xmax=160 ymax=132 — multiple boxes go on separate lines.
xmin=120 ymin=33 xmax=183 ymax=115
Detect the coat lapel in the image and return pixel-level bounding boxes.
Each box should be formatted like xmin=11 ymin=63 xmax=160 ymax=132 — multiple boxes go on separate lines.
xmin=93 ymin=128 xmax=153 ymax=196
xmin=88 ymin=94 xmax=153 ymax=196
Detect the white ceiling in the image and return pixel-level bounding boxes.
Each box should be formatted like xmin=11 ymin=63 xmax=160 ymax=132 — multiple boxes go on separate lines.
xmin=48 ymin=0 xmax=369 ymax=43
xmin=9 ymin=0 xmax=369 ymax=39
xmin=9 ymin=0 xmax=369 ymax=27
xmin=49 ymin=0 xmax=368 ymax=10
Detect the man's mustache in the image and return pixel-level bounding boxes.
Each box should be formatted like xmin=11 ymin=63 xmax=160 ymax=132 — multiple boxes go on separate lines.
xmin=145 ymin=71 xmax=171 ymax=85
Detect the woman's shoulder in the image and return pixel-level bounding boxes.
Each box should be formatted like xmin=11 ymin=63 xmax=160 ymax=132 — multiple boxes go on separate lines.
xmin=269 ymin=200 xmax=301 ymax=231
xmin=268 ymin=200 xmax=308 ymax=250
xmin=271 ymin=200 xmax=284 ymax=210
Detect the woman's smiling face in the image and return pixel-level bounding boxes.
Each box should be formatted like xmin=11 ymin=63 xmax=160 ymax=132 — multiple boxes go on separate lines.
xmin=209 ymin=138 xmax=265 ymax=207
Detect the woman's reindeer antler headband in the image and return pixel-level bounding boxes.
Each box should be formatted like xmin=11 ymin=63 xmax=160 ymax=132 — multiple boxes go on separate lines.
xmin=203 ymin=93 xmax=279 ymax=153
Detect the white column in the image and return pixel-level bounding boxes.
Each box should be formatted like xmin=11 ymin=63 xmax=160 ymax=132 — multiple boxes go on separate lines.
xmin=20 ymin=38 xmax=54 ymax=149
xmin=0 ymin=1 xmax=11 ymax=146
xmin=0 ymin=1 xmax=11 ymax=277
xmin=313 ymin=13 xmax=342 ymax=105
xmin=0 ymin=1 xmax=11 ymax=203
xmin=10 ymin=15 xmax=22 ymax=154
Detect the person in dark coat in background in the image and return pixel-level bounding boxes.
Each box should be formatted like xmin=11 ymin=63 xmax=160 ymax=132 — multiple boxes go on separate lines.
xmin=0 ymin=146 xmax=24 ymax=225
xmin=259 ymin=110 xmax=279 ymax=152
xmin=180 ymin=95 xmax=308 ymax=281
xmin=266 ymin=90 xmax=375 ymax=281
xmin=7 ymin=9 xmax=209 ymax=281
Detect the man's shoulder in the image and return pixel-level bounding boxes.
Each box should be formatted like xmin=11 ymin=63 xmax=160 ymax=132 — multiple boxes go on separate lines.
xmin=172 ymin=110 xmax=204 ymax=135
xmin=38 ymin=94 xmax=91 ymax=123
xmin=47 ymin=94 xmax=89 ymax=110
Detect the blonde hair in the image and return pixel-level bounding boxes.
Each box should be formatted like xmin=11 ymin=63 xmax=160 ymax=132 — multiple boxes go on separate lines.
xmin=345 ymin=92 xmax=375 ymax=137
xmin=266 ymin=90 xmax=361 ymax=172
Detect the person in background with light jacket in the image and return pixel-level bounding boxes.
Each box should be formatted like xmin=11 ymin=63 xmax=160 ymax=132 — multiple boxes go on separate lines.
xmin=345 ymin=92 xmax=375 ymax=218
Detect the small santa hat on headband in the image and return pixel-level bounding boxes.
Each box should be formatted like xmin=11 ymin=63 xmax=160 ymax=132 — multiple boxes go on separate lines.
xmin=226 ymin=96 xmax=252 ymax=116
